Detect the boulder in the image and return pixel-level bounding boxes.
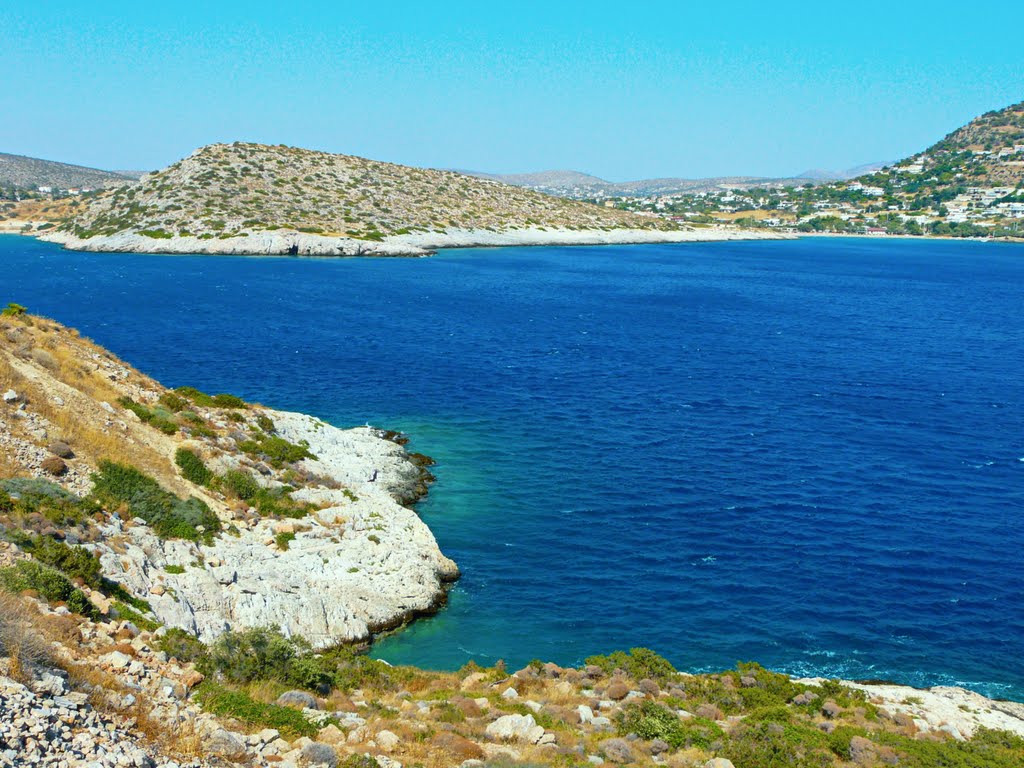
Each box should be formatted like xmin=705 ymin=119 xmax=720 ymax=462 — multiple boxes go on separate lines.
xmin=299 ymin=742 xmax=338 ymax=768
xmin=703 ymin=760 xmax=736 ymax=768
xmin=791 ymin=691 xmax=818 ymax=705
xmin=485 ymin=714 xmax=545 ymax=744
xmin=205 ymin=728 xmax=248 ymax=760
xmin=318 ymin=724 xmax=345 ymax=745
xmin=47 ymin=441 xmax=74 ymax=458
xmin=2 ymin=389 xmax=18 ymax=403
xmin=376 ymin=730 xmax=400 ymax=752
xmin=278 ymin=690 xmax=320 ymax=710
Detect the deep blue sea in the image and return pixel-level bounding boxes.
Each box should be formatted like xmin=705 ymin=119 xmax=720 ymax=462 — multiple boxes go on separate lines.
xmin=3 ymin=234 xmax=1023 ymax=699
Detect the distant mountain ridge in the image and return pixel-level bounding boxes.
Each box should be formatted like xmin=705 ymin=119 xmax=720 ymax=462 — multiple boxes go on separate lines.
xmin=458 ymin=163 xmax=889 ymax=198
xmin=0 ymin=152 xmax=134 ymax=192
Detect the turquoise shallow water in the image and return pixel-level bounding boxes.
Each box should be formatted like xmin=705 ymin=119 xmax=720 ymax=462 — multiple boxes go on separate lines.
xmin=3 ymin=234 xmax=1023 ymax=699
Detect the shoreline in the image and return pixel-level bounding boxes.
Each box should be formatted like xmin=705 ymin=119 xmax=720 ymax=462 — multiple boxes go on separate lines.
xmin=797 ymin=230 xmax=1024 ymax=244
xmin=37 ymin=225 xmax=792 ymax=256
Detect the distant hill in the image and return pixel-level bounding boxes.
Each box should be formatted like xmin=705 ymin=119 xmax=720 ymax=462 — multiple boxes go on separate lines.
xmin=795 ymin=163 xmax=889 ymax=182
xmin=55 ymin=142 xmax=681 ymax=245
xmin=457 ymin=165 xmax=887 ymax=198
xmin=0 ymin=152 xmax=134 ymax=192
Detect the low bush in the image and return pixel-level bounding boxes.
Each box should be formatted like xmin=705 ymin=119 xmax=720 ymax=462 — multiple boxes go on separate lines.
xmin=90 ymin=460 xmax=221 ymax=542
xmin=1 ymin=303 xmax=27 ymax=317
xmin=158 ymin=392 xmax=189 ymax=412
xmin=193 ymin=682 xmax=318 ymax=738
xmin=0 ymin=560 xmax=98 ymax=618
xmin=19 ymin=534 xmax=103 ymax=588
xmin=212 ymin=393 xmax=246 ymax=409
xmin=158 ymin=627 xmax=208 ymax=663
xmin=237 ymin=434 xmax=316 ymax=468
xmin=616 ymin=700 xmax=689 ymax=747
xmin=221 ymin=469 xmax=260 ymax=501
xmin=199 ymin=626 xmax=331 ymax=692
xmin=0 ymin=479 xmax=99 ymax=527
xmin=175 ymin=448 xmax=212 ymax=487
xmin=117 ymin=396 xmax=177 ymax=435
xmin=584 ymin=647 xmax=679 ymax=683
xmin=173 ymin=387 xmax=247 ymax=410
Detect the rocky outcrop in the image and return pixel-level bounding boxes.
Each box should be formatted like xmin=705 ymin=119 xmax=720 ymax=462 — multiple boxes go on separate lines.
xmin=40 ymin=224 xmax=789 ymax=257
xmin=96 ymin=413 xmax=458 ymax=647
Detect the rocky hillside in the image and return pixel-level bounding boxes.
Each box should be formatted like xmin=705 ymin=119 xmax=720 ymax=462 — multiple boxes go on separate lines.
xmin=923 ymin=100 xmax=1024 ymax=185
xmin=0 ymin=304 xmax=457 ymax=648
xmin=848 ymin=100 xmax=1024 ymax=198
xmin=0 ymin=151 xmax=133 ymax=195
xmin=43 ymin=142 xmax=697 ymax=256
xmin=1 ymin=307 xmax=1023 ymax=768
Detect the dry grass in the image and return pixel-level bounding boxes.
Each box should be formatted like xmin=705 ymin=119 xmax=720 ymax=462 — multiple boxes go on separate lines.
xmin=0 ymin=593 xmax=56 ymax=680
xmin=0 ymin=314 xmax=182 ymax=488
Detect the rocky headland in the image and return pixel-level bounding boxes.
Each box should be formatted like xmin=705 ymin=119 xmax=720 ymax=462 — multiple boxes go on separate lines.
xmin=1 ymin=308 xmax=1023 ymax=768
xmin=34 ymin=142 xmax=788 ymax=256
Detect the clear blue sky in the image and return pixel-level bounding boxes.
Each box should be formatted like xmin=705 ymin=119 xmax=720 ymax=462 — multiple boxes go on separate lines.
xmin=2 ymin=1 xmax=1021 ymax=180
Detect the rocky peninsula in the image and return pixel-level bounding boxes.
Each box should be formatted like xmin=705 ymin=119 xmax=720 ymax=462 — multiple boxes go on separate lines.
xmin=37 ymin=142 xmax=788 ymax=257
xmin=1 ymin=308 xmax=1023 ymax=768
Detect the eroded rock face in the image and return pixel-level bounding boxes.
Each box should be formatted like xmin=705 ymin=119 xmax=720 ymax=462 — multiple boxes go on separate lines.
xmin=96 ymin=414 xmax=459 ymax=648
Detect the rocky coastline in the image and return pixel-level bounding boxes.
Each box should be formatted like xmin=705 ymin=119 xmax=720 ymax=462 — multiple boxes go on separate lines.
xmin=39 ymin=225 xmax=791 ymax=257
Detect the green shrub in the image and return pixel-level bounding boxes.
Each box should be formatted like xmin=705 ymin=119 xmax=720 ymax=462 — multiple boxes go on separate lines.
xmin=174 ymin=386 xmax=216 ymax=407
xmin=199 ymin=626 xmax=332 ymax=691
xmin=175 ymin=448 xmax=212 ymax=487
xmin=21 ymin=535 xmax=102 ymax=588
xmin=90 ymin=460 xmax=221 ymax=542
xmin=275 ymin=531 xmax=295 ymax=550
xmin=222 ymin=469 xmax=260 ymax=501
xmin=874 ymin=727 xmax=1024 ymax=768
xmin=0 ymin=479 xmax=98 ymax=526
xmin=584 ymin=647 xmax=678 ymax=683
xmin=112 ymin=600 xmax=161 ymax=631
xmin=341 ymin=756 xmax=381 ymax=768
xmin=252 ymin=487 xmax=315 ymax=520
xmin=320 ymin=645 xmax=408 ymax=693
xmin=158 ymin=627 xmax=209 ymax=663
xmin=212 ymin=393 xmax=246 ymax=409
xmin=237 ymin=434 xmax=316 ymax=468
xmin=255 ymin=414 xmax=275 ymax=433
xmin=721 ymin=721 xmax=830 ymax=768
xmin=617 ymin=700 xmax=688 ymax=747
xmin=1 ymin=302 xmax=27 ymax=317
xmin=117 ymin=396 xmax=178 ymax=435
xmin=0 ymin=560 xmax=98 ymax=618
xmin=164 ymin=564 xmax=185 ymax=574
xmin=158 ymin=392 xmax=189 ymax=412
xmin=194 ymin=682 xmax=317 ymax=738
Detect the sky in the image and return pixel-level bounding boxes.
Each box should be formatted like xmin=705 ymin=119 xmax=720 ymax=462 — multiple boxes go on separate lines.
xmin=2 ymin=1 xmax=1022 ymax=181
